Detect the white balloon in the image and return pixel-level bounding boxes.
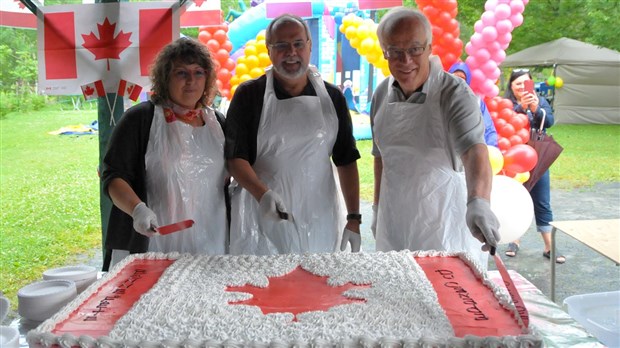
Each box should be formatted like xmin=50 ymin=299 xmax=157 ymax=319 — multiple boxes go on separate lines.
xmin=490 ymin=175 xmax=534 ymax=244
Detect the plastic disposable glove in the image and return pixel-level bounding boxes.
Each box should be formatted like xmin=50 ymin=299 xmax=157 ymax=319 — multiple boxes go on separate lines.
xmin=371 ymin=204 xmax=378 ymax=239
xmin=340 ymin=228 xmax=361 ymax=252
xmin=466 ymin=198 xmax=501 ymax=253
xmin=259 ymin=190 xmax=288 ymax=221
xmin=131 ymin=202 xmax=158 ymax=237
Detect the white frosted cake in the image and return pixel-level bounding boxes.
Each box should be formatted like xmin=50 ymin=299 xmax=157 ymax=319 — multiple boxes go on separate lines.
xmin=27 ymin=251 xmax=541 ymax=347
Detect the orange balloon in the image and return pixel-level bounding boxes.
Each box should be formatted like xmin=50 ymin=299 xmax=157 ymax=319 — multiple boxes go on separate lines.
xmin=224 ymin=58 xmax=236 ymax=71
xmin=206 ymin=39 xmax=220 ymax=53
xmin=216 ymin=49 xmax=229 ymax=65
xmin=198 ymin=31 xmax=211 ymax=44
xmin=221 ymin=41 xmax=233 ymax=52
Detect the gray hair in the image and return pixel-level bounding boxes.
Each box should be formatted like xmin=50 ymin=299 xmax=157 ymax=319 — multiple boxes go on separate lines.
xmin=265 ymin=14 xmax=311 ymax=45
xmin=376 ymin=7 xmax=432 ymax=49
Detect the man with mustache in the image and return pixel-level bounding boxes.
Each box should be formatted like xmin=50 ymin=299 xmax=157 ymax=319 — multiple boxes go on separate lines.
xmin=225 ymin=14 xmax=361 ymax=255
xmin=370 ymin=8 xmax=500 ymax=269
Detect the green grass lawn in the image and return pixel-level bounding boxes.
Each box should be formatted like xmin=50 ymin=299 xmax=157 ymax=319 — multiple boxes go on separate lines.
xmin=0 ymin=106 xmax=618 ymax=311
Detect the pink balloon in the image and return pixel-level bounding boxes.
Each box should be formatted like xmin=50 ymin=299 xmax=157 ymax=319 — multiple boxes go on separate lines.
xmin=481 ymin=60 xmax=498 ymax=75
xmin=523 ymin=0 xmax=529 ymax=4
xmin=488 ymin=67 xmax=501 ymax=80
xmin=482 ymin=26 xmax=498 ymax=42
xmin=481 ymin=11 xmax=497 ymax=26
xmin=465 ymin=42 xmax=476 ymax=56
xmin=465 ymin=55 xmax=479 ymax=69
xmin=494 ymin=4 xmax=511 ymax=20
xmin=471 ymin=68 xmax=486 ymax=84
xmin=496 ymin=19 xmax=514 ymax=35
xmin=475 ymin=48 xmax=491 ymax=61
xmin=497 ymin=32 xmax=513 ymax=45
xmin=491 ymin=49 xmax=507 ymax=63
xmin=474 ymin=20 xmax=484 ymax=33
xmin=510 ymin=0 xmax=525 ymax=13
xmin=471 ymin=32 xmax=484 ymax=47
xmin=510 ymin=13 xmax=524 ymax=27
xmin=485 ymin=0 xmax=499 ymax=11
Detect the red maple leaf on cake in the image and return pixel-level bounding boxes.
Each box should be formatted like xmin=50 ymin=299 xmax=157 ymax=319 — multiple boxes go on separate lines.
xmin=82 ymin=18 xmax=132 ymax=71
xmin=227 ymin=267 xmax=369 ymax=321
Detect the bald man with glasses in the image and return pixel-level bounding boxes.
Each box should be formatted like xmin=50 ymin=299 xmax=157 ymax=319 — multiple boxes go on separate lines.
xmin=369 ymin=8 xmax=500 ymax=269
xmin=225 ymin=14 xmax=362 ymax=256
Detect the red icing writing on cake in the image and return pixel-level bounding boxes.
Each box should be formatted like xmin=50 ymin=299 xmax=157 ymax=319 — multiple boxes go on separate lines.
xmin=84 ymin=269 xmax=147 ymax=321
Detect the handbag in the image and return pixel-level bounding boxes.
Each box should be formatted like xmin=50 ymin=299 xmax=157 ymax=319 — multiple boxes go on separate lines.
xmin=523 ymin=110 xmax=564 ymax=191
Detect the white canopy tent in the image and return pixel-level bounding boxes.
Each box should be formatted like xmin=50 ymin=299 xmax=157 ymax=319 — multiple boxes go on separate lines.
xmin=501 ymin=37 xmax=620 ymax=124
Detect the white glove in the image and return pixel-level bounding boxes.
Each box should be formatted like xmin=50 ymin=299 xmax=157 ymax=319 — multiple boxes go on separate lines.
xmin=466 ymin=198 xmax=501 ymax=252
xmin=371 ymin=204 xmax=378 ymax=239
xmin=259 ymin=190 xmax=288 ymax=221
xmin=131 ymin=202 xmax=158 ymax=237
xmin=340 ymin=228 xmax=361 ymax=252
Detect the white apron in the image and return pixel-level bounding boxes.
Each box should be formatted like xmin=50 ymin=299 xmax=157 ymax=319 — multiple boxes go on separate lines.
xmin=229 ymin=67 xmax=344 ymax=255
xmin=373 ymin=57 xmax=486 ymax=267
xmin=145 ymin=105 xmax=228 ymax=254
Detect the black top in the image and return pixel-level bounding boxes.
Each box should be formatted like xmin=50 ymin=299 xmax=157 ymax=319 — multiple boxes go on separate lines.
xmin=101 ymin=101 xmax=226 ymax=254
xmin=224 ymin=74 xmax=360 ymax=166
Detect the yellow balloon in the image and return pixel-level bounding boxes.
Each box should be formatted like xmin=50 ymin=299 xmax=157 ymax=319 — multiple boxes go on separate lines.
xmin=244 ymin=45 xmax=257 ymax=57
xmin=356 ymin=24 xmax=370 ymax=39
xmin=235 ymin=62 xmax=249 ymax=76
xmin=230 ymin=84 xmax=238 ymax=97
xmin=487 ymin=145 xmax=504 ymax=175
xmin=349 ymin=37 xmax=360 ymax=49
xmin=345 ymin=26 xmax=357 ymax=40
xmin=245 ymin=55 xmax=259 ymax=69
xmin=555 ymin=77 xmax=564 ymax=88
xmin=249 ymin=67 xmax=264 ymax=78
xmin=255 ymin=39 xmax=267 ymax=54
xmin=258 ymin=52 xmax=271 ymax=67
xmin=256 ymin=30 xmax=266 ymax=41
xmin=237 ymin=56 xmax=246 ymax=66
xmin=514 ymin=172 xmax=531 ymax=183
xmin=229 ymin=75 xmax=239 ymax=87
xmin=239 ymin=74 xmax=252 ymax=83
xmin=339 ymin=24 xmax=346 ymax=34
xmin=381 ymin=66 xmax=391 ymax=77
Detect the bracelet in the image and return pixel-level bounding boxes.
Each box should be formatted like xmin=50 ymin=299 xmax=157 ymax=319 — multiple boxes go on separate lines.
xmin=346 ymin=213 xmax=362 ymax=224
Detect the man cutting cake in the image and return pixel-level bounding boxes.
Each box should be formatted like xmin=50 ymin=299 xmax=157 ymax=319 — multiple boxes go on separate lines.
xmin=370 ymin=7 xmax=501 ymax=268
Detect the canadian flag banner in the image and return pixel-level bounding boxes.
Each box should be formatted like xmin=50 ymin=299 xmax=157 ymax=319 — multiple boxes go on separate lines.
xmin=37 ymin=2 xmax=180 ymax=96
xmin=81 ymin=80 xmax=105 ymax=100
xmin=357 ymin=0 xmax=403 ymax=10
xmin=0 ymin=0 xmax=42 ymax=29
xmin=117 ymin=79 xmax=143 ymax=101
xmin=266 ymin=0 xmax=312 ymax=19
xmin=180 ymin=0 xmax=221 ymax=28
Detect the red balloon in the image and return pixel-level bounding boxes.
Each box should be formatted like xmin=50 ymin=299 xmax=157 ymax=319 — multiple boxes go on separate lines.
xmin=503 ymin=144 xmax=538 ymax=173
xmin=198 ymin=31 xmax=211 ymax=44
xmin=499 ymin=98 xmax=513 ymax=110
xmin=221 ymin=41 xmax=233 ymax=52
xmin=224 ymin=58 xmax=236 ymax=71
xmin=499 ymin=123 xmax=516 ymax=138
xmin=213 ymin=30 xmax=228 ymax=45
xmin=509 ymin=134 xmax=524 ymax=146
xmin=498 ymin=137 xmax=511 ymax=152
xmin=509 ymin=114 xmax=527 ymax=130
xmin=494 ymin=117 xmax=507 ymax=130
xmin=486 ymin=98 xmax=498 ymax=112
xmin=499 ymin=108 xmax=513 ymax=121
xmin=422 ymin=6 xmax=439 ymax=19
xmin=516 ymin=128 xmax=530 ymax=144
xmin=215 ymin=48 xmax=229 ymax=65
xmin=206 ymin=39 xmax=220 ymax=52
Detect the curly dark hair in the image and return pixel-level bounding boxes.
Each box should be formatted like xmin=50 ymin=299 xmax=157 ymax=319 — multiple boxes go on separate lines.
xmin=149 ymin=37 xmax=217 ymax=106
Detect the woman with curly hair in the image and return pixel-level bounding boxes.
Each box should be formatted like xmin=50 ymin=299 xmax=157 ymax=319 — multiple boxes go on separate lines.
xmin=101 ymin=38 xmax=228 ymax=270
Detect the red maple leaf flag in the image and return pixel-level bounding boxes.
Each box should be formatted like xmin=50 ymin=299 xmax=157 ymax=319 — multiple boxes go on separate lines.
xmin=0 ymin=0 xmax=41 ymax=29
xmin=180 ymin=0 xmax=221 ymax=28
xmin=80 ymin=80 xmax=105 ymax=100
xmin=37 ymin=2 xmax=180 ymax=96
xmin=82 ymin=18 xmax=132 ymax=71
xmin=117 ymin=79 xmax=143 ymax=101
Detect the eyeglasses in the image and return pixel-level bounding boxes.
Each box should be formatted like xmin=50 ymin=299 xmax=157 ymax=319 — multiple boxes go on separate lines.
xmin=384 ymin=45 xmax=427 ymax=60
xmin=268 ymin=39 xmax=309 ymax=52
xmin=513 ymin=68 xmax=530 ymax=73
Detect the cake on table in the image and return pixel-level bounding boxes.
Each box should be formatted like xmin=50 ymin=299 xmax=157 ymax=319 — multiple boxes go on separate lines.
xmin=27 ymin=250 xmax=541 ymax=347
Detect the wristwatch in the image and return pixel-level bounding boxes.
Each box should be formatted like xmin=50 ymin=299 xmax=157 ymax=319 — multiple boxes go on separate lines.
xmin=346 ymin=213 xmax=362 ymax=224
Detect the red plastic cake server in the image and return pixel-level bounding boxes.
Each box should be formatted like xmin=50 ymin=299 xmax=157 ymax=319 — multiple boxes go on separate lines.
xmin=154 ymin=219 xmax=195 ymax=235
xmin=493 ymin=252 xmax=530 ymax=328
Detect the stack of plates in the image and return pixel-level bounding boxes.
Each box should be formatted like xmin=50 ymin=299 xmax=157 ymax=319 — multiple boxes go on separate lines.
xmin=0 ymin=295 xmax=19 ymax=348
xmin=18 ymin=280 xmax=77 ymax=322
xmin=43 ymin=265 xmax=97 ymax=293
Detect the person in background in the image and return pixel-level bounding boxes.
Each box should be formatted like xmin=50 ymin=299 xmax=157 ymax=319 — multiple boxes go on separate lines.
xmin=370 ymin=7 xmax=500 ymax=269
xmin=503 ymin=69 xmax=564 ymax=263
xmin=449 ymin=61 xmax=499 ymax=147
xmin=225 ymin=14 xmax=362 ymax=255
xmin=101 ymin=38 xmax=229 ymax=270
